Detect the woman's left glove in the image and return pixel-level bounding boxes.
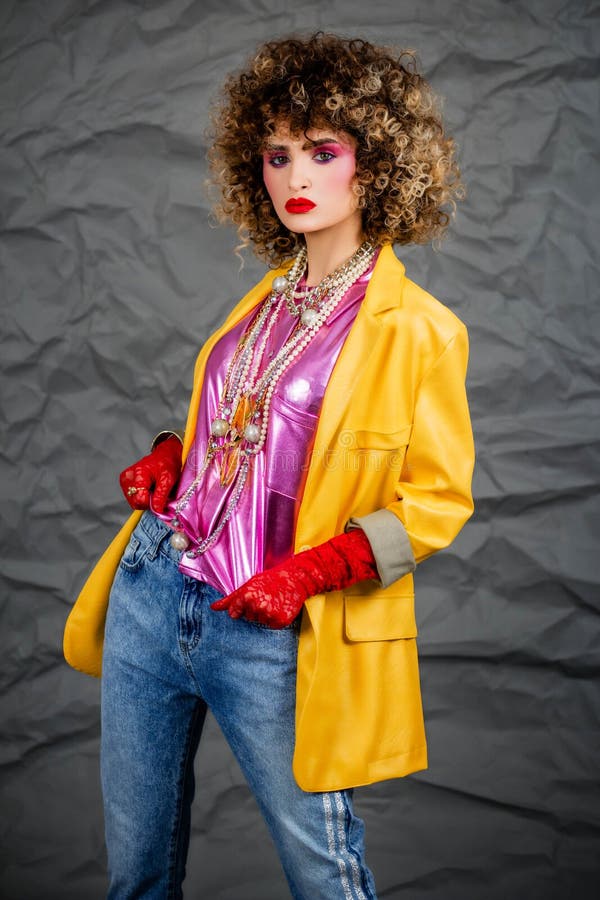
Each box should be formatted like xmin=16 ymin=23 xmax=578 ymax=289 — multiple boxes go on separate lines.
xmin=119 ymin=435 xmax=183 ymax=513
xmin=211 ymin=528 xmax=379 ymax=628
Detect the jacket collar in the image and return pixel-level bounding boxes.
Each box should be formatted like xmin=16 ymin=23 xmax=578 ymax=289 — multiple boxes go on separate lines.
xmin=245 ymin=241 xmax=405 ymax=318
xmin=361 ymin=243 xmax=406 ymax=317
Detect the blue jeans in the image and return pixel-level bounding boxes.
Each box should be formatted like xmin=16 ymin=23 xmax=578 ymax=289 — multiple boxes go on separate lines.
xmin=101 ymin=511 xmax=377 ymax=899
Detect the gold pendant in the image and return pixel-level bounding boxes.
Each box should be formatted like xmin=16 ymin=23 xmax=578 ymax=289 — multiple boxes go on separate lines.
xmin=231 ymin=395 xmax=255 ymax=437
xmin=219 ymin=444 xmax=240 ymax=487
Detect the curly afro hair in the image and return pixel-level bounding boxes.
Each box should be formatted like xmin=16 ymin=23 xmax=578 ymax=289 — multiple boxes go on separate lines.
xmin=208 ymin=32 xmax=463 ymax=264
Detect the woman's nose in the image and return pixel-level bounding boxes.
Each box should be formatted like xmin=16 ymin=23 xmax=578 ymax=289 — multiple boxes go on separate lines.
xmin=288 ymin=159 xmax=311 ymax=192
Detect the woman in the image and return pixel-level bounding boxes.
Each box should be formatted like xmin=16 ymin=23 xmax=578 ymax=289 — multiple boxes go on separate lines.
xmin=64 ymin=33 xmax=474 ymax=899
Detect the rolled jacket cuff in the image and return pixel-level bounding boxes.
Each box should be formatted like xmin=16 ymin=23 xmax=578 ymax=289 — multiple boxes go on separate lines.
xmin=345 ymin=509 xmax=416 ymax=588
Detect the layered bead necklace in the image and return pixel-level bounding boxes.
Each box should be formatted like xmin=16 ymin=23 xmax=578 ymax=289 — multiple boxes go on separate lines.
xmin=169 ymin=240 xmax=375 ymax=555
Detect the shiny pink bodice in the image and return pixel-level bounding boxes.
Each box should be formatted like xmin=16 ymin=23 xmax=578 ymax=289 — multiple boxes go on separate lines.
xmin=158 ymin=257 xmax=376 ymax=595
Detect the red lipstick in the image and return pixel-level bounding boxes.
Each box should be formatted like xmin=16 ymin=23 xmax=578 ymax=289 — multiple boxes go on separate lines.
xmin=285 ymin=197 xmax=316 ymax=214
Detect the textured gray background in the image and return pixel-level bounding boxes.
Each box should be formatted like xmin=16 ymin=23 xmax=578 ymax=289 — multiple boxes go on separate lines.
xmin=1 ymin=0 xmax=599 ymax=897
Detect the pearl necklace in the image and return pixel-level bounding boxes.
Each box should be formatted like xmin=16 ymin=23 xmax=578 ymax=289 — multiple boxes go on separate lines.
xmin=272 ymin=244 xmax=375 ymax=326
xmin=169 ymin=241 xmax=375 ymax=555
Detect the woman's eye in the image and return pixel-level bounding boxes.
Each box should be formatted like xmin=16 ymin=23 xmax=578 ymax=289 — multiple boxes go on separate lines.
xmin=314 ymin=150 xmax=335 ymax=163
xmin=268 ymin=155 xmax=289 ymax=168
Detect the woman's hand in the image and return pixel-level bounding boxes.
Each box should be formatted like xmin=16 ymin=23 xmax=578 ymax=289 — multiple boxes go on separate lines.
xmin=119 ymin=435 xmax=183 ymax=513
xmin=211 ymin=529 xmax=379 ymax=628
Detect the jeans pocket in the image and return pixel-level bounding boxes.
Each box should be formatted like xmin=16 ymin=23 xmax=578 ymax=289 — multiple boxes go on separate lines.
xmin=119 ymin=533 xmax=149 ymax=573
xmin=244 ymin=616 xmax=301 ymax=633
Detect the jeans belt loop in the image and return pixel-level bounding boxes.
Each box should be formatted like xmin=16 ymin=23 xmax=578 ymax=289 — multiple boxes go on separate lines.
xmin=145 ymin=515 xmax=167 ymax=561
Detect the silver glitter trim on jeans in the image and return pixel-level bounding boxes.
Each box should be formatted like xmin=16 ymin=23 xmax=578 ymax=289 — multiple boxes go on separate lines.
xmin=334 ymin=791 xmax=367 ymax=900
xmin=322 ymin=791 xmax=368 ymax=900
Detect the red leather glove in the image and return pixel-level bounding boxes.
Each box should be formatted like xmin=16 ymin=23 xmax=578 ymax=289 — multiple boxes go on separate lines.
xmin=119 ymin=435 xmax=182 ymax=513
xmin=211 ymin=529 xmax=379 ymax=628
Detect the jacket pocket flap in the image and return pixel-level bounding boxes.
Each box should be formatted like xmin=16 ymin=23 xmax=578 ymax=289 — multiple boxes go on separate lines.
xmin=352 ymin=424 xmax=412 ymax=450
xmin=344 ymin=592 xmax=417 ymax=642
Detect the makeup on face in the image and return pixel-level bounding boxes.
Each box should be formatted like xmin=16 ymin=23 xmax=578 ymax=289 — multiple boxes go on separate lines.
xmin=284 ymin=198 xmax=316 ymax=214
xmin=262 ymin=129 xmax=360 ymax=236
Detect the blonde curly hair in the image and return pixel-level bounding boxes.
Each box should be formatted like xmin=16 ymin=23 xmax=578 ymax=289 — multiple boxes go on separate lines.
xmin=209 ymin=32 xmax=463 ymax=264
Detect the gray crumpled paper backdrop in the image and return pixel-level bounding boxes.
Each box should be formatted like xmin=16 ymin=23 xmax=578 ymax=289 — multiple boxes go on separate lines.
xmin=1 ymin=0 xmax=599 ymax=897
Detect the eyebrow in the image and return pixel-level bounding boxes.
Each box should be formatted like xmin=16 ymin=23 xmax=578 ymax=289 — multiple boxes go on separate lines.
xmin=264 ymin=137 xmax=342 ymax=152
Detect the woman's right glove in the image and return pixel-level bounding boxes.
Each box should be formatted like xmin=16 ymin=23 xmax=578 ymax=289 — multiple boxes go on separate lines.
xmin=119 ymin=434 xmax=183 ymax=512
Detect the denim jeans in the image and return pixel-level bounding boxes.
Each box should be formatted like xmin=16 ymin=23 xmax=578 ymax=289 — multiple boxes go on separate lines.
xmin=101 ymin=511 xmax=377 ymax=899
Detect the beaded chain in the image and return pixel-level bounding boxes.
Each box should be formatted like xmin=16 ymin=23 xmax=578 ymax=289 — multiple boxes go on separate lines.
xmin=170 ymin=240 xmax=375 ymax=556
xmin=277 ymin=246 xmax=345 ymax=317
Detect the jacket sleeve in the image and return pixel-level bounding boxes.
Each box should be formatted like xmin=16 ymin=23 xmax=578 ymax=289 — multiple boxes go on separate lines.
xmin=348 ymin=324 xmax=475 ymax=587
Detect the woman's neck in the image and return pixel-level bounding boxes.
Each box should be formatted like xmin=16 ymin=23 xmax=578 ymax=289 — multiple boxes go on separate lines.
xmin=303 ymin=220 xmax=365 ymax=286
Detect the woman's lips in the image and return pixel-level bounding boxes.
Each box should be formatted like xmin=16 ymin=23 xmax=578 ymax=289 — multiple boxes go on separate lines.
xmin=285 ymin=198 xmax=316 ymax=214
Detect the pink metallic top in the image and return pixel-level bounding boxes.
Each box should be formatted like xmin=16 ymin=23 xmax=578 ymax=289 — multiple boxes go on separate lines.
xmin=158 ymin=254 xmax=377 ymax=595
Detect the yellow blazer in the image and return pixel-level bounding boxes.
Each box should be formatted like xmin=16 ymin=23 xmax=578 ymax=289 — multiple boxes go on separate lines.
xmin=63 ymin=244 xmax=474 ymax=792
